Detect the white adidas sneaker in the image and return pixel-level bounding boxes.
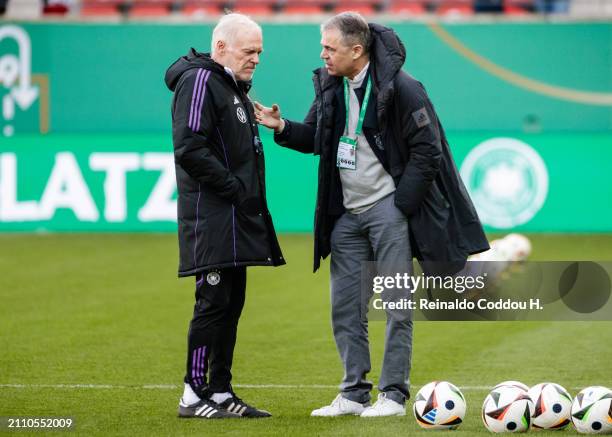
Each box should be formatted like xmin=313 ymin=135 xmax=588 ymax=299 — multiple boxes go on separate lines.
xmin=360 ymin=393 xmax=405 ymax=417
xmin=310 ymin=394 xmax=369 ymax=417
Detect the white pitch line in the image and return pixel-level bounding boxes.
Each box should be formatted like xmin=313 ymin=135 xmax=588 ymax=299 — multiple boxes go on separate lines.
xmin=0 ymin=384 xmax=121 ymax=389
xmin=0 ymin=384 xmax=586 ymax=391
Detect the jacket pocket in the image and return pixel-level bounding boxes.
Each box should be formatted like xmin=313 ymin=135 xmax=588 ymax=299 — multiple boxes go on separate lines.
xmin=235 ymin=208 xmax=271 ymax=262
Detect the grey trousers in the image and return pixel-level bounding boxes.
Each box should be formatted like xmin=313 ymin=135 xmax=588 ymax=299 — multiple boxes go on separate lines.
xmin=330 ymin=193 xmax=413 ymax=405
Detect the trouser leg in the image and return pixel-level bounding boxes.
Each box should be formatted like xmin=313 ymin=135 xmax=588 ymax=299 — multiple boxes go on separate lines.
xmin=330 ymin=212 xmax=374 ymax=404
xmin=363 ymin=194 xmax=413 ymax=405
xmin=208 ymin=267 xmax=246 ymax=392
xmin=185 ymin=266 xmax=246 ymax=396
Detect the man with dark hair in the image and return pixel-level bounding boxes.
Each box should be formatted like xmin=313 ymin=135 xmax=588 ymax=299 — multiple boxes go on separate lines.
xmin=165 ymin=13 xmax=285 ymax=419
xmin=256 ymin=12 xmax=488 ymax=417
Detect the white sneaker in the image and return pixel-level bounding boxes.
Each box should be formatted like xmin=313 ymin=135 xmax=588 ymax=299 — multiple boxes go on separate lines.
xmin=310 ymin=394 xmax=369 ymax=417
xmin=360 ymin=393 xmax=406 ymax=417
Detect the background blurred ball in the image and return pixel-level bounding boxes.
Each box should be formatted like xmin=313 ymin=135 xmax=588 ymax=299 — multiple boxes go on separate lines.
xmin=571 ymin=386 xmax=612 ymax=434
xmin=528 ymin=382 xmax=572 ymax=430
xmin=413 ymin=381 xmax=467 ymax=430
xmin=499 ymin=234 xmax=532 ymax=262
xmin=482 ymin=385 xmax=534 ymax=433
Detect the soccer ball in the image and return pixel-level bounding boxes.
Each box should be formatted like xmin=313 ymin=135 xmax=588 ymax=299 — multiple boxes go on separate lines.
xmin=413 ymin=381 xmax=467 ymax=429
xmin=503 ymin=233 xmax=532 ymax=262
xmin=571 ymin=386 xmax=612 ymax=434
xmin=493 ymin=381 xmax=530 ymax=392
xmin=482 ymin=385 xmax=534 ymax=433
xmin=528 ymin=382 xmax=572 ymax=430
xmin=471 ymin=234 xmax=531 ymax=263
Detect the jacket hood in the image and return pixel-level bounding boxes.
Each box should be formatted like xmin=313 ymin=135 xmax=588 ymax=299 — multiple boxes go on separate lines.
xmin=315 ymin=23 xmax=406 ymax=91
xmin=368 ymin=23 xmax=406 ymax=86
xmin=165 ymin=48 xmax=254 ymax=93
xmin=165 ymin=48 xmax=219 ymax=91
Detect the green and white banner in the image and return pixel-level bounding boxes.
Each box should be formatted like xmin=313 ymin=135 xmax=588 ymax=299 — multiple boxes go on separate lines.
xmin=0 ymin=133 xmax=610 ymax=232
xmin=1 ymin=21 xmax=610 ymax=232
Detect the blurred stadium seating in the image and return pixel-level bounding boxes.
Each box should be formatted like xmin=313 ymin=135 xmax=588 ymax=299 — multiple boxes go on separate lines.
xmin=3 ymin=0 xmax=610 ymax=17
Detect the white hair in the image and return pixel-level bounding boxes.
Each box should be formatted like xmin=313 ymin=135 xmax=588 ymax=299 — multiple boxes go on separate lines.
xmin=211 ymin=13 xmax=261 ymax=55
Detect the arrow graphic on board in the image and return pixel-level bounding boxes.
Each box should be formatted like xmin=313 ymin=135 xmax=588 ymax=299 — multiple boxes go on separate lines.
xmin=0 ymin=25 xmax=39 ymax=119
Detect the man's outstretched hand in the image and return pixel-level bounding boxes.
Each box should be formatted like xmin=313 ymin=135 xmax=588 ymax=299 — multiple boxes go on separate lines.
xmin=254 ymin=102 xmax=285 ymax=134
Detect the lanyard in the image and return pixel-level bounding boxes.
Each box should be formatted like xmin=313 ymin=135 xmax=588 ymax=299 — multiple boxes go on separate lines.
xmin=343 ymin=75 xmax=372 ymax=138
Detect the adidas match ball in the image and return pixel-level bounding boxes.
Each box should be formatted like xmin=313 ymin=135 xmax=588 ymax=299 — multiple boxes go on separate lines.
xmin=413 ymin=381 xmax=467 ymax=430
xmin=528 ymin=382 xmax=572 ymax=430
xmin=571 ymin=386 xmax=612 ymax=434
xmin=482 ymin=385 xmax=534 ymax=433
xmin=493 ymin=381 xmax=530 ymax=392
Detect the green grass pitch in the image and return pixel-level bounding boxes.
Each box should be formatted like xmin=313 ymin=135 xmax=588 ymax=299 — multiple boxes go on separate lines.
xmin=1 ymin=233 xmax=611 ymax=436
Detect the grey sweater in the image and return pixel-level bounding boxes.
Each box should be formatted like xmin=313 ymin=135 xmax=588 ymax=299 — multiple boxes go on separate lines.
xmin=340 ymin=62 xmax=396 ymax=214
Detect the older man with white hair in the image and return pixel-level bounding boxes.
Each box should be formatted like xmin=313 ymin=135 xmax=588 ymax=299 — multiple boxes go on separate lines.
xmin=165 ymin=13 xmax=285 ymax=419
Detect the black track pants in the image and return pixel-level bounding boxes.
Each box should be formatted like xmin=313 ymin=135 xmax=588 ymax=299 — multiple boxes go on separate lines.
xmin=184 ymin=266 xmax=246 ymax=395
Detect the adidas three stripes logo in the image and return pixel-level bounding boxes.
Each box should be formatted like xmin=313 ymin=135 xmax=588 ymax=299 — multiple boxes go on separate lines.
xmin=226 ymin=402 xmax=247 ymax=415
xmin=195 ymin=404 xmax=218 ymax=418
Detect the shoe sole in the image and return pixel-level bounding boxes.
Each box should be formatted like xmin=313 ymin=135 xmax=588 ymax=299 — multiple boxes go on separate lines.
xmin=360 ymin=411 xmax=406 ymax=418
xmin=311 ymin=411 xmax=365 ymax=417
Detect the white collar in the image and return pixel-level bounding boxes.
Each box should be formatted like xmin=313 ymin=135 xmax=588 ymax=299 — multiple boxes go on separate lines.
xmin=348 ymin=62 xmax=370 ymax=88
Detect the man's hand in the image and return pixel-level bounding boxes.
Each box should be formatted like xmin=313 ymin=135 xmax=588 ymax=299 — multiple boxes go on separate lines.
xmin=254 ymin=102 xmax=285 ymax=134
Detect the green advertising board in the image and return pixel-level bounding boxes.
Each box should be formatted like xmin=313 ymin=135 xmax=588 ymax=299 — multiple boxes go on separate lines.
xmin=1 ymin=132 xmax=610 ymax=232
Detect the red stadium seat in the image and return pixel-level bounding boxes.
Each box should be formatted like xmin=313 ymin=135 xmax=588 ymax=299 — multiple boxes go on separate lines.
xmin=281 ymin=0 xmax=326 ymax=13
xmin=81 ymin=0 xmax=122 ymax=16
xmin=130 ymin=1 xmax=172 ymax=16
xmin=230 ymin=0 xmax=277 ymax=14
xmin=503 ymin=0 xmax=533 ymax=13
xmin=181 ymin=0 xmax=222 ymax=15
xmin=333 ymin=0 xmax=378 ymax=14
xmin=282 ymin=4 xmax=323 ymax=11
xmin=81 ymin=5 xmax=120 ymax=15
xmin=43 ymin=3 xmax=70 ymax=14
xmin=436 ymin=0 xmax=473 ymax=14
xmin=387 ymin=0 xmax=426 ymax=14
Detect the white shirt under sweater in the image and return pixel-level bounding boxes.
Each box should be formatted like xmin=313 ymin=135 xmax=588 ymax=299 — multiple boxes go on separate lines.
xmin=339 ymin=62 xmax=396 ymax=214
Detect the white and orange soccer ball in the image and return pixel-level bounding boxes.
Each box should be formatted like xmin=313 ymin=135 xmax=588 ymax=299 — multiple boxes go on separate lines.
xmin=413 ymin=381 xmax=467 ymax=430
xmin=528 ymin=382 xmax=572 ymax=430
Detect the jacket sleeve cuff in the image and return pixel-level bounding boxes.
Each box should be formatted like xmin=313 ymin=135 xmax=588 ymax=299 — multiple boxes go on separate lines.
xmin=273 ymin=119 xmax=292 ymax=145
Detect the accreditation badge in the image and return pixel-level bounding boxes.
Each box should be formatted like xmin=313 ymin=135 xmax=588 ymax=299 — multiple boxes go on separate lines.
xmin=337 ymin=136 xmax=357 ymax=170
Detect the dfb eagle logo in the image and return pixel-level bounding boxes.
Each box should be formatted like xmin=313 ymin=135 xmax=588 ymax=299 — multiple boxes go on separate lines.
xmin=206 ymin=271 xmax=221 ymax=286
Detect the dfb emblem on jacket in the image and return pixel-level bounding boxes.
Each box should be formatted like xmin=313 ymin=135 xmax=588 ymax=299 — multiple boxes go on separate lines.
xmin=236 ymin=107 xmax=247 ymax=124
xmin=206 ymin=270 xmax=221 ymax=286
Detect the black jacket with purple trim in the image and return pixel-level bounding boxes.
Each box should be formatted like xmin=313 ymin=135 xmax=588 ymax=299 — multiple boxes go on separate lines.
xmin=165 ymin=49 xmax=285 ymax=277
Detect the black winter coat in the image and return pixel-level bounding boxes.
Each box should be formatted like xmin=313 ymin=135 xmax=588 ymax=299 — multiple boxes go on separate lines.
xmin=275 ymin=24 xmax=489 ymax=275
xmin=166 ymin=49 xmax=285 ymax=277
